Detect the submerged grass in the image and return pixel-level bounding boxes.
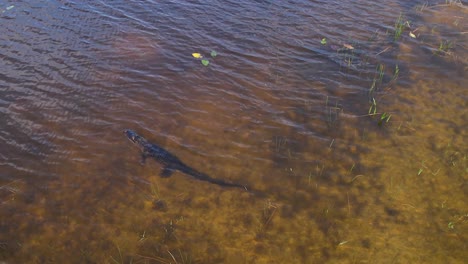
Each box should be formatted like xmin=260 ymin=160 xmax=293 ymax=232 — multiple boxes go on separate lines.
xmin=256 ymin=200 xmax=278 ymax=238
xmin=394 ymin=13 xmax=405 ymax=41
xmin=325 ymin=96 xmax=342 ymax=128
xmin=392 ymin=64 xmax=399 ymax=82
xmin=368 ymin=98 xmax=377 ymax=116
xmin=437 ymin=40 xmax=453 ymax=55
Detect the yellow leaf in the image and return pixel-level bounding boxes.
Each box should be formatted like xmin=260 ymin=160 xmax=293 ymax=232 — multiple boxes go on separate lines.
xmin=409 ymin=32 xmax=416 ymax=38
xmin=192 ymin=53 xmax=202 ymax=58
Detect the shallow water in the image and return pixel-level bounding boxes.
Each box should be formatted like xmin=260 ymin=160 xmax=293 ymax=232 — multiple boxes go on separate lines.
xmin=0 ymin=0 xmax=466 ymax=263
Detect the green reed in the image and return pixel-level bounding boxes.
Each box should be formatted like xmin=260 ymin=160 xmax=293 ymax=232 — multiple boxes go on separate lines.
xmin=438 ymin=40 xmax=453 ymax=54
xmin=378 ymin=112 xmax=392 ymax=126
xmin=393 ymin=13 xmax=408 ymax=41
xmin=368 ymin=98 xmax=377 ymax=116
xmin=392 ymin=64 xmax=399 ymax=82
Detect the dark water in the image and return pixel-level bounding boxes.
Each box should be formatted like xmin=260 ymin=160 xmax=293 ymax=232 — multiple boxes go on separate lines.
xmin=1 ymin=0 xmax=466 ymax=263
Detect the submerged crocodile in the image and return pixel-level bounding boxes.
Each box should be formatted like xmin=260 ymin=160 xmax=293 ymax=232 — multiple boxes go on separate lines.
xmin=124 ymin=129 xmax=247 ymax=190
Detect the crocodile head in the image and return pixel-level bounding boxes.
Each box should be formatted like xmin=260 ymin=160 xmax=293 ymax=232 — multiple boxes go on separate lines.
xmin=124 ymin=129 xmax=148 ymax=148
xmin=124 ymin=129 xmax=139 ymax=143
xmin=124 ymin=129 xmax=150 ymax=155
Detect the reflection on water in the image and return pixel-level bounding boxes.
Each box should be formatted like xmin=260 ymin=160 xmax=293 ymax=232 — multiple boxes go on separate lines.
xmin=0 ymin=0 xmax=466 ymax=263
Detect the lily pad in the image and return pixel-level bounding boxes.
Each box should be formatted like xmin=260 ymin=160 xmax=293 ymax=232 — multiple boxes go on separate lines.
xmin=201 ymin=59 xmax=209 ymax=66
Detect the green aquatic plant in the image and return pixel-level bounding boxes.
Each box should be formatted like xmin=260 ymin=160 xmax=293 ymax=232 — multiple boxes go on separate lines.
xmin=437 ymin=40 xmax=453 ymax=55
xmin=393 ymin=13 xmax=410 ymax=41
xmin=369 ymin=64 xmax=386 ymax=97
xmin=349 ymin=163 xmax=356 ymax=175
xmin=377 ymin=64 xmax=385 ymax=83
xmin=321 ymin=38 xmax=327 ymax=45
xmin=368 ymin=98 xmax=377 ymax=116
xmin=448 ymin=221 xmax=455 ymax=229
xmin=369 ymin=78 xmax=377 ymax=98
xmin=391 ymin=64 xmax=399 ymax=82
xmin=418 ymin=160 xmax=426 ymax=175
xmin=201 ymin=59 xmax=209 ymax=66
xmin=378 ymin=112 xmax=392 ymax=126
xmin=192 ymin=51 xmax=217 ymax=66
xmin=394 ymin=14 xmax=404 ymax=41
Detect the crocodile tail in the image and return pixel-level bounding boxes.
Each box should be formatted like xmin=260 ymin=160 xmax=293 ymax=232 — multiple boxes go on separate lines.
xmin=179 ymin=164 xmax=246 ymax=189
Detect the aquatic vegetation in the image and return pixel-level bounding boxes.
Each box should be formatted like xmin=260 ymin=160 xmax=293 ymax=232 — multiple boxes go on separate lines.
xmin=378 ymin=112 xmax=392 ymax=126
xmin=448 ymin=221 xmax=455 ymax=229
xmin=325 ymin=96 xmax=342 ymax=128
xmin=393 ymin=14 xmax=404 ymax=41
xmin=447 ymin=214 xmax=468 ymax=231
xmin=256 ymin=201 xmax=278 ymax=238
xmin=309 ymin=163 xmax=325 ymax=185
xmin=348 ymin=163 xmax=356 ymax=175
xmin=368 ymin=98 xmax=377 ymax=116
xmin=191 ymin=53 xmax=202 ymax=58
xmin=393 ymin=13 xmax=410 ymax=41
xmin=418 ymin=160 xmax=426 ymax=175
xmin=368 ymin=78 xmax=377 ymax=98
xmin=437 ymin=40 xmax=453 ymax=55
xmin=377 ymin=64 xmax=385 ymax=84
xmin=340 ymin=45 xmax=358 ymax=68
xmin=274 ymin=136 xmax=287 ymax=153
xmin=369 ymin=64 xmax=386 ymax=98
xmin=192 ymin=50 xmax=217 ymax=66
xmin=110 ymin=244 xmax=125 ymax=264
xmin=321 ymin=38 xmax=327 ymax=45
xmin=391 ymin=64 xmax=399 ymax=82
xmin=201 ymin=59 xmax=209 ymax=66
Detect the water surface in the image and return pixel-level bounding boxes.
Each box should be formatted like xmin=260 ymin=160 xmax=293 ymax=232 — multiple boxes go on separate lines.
xmin=0 ymin=0 xmax=466 ymax=263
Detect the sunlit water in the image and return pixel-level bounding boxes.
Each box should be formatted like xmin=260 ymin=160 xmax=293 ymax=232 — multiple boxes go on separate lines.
xmin=0 ymin=0 xmax=466 ymax=263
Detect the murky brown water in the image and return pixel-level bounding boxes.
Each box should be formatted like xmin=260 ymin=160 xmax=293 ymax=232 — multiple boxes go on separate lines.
xmin=1 ymin=0 xmax=466 ymax=263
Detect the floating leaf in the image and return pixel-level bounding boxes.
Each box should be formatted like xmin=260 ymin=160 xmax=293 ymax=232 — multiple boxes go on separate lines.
xmin=409 ymin=32 xmax=416 ymax=38
xmin=320 ymin=38 xmax=327 ymax=45
xmin=201 ymin=59 xmax=209 ymax=66
xmin=6 ymin=5 xmax=14 ymax=11
xmin=343 ymin=44 xmax=354 ymax=50
xmin=210 ymin=50 xmax=217 ymax=58
xmin=192 ymin=53 xmax=202 ymax=59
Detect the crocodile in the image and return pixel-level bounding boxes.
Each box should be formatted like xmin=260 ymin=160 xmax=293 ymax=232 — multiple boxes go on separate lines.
xmin=124 ymin=129 xmax=247 ymax=190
